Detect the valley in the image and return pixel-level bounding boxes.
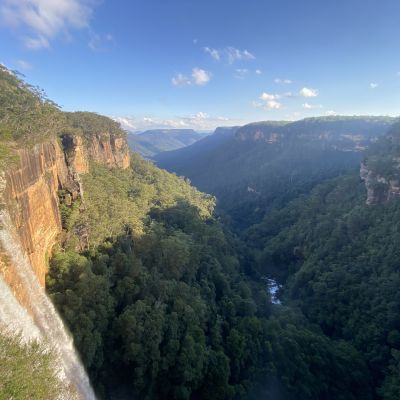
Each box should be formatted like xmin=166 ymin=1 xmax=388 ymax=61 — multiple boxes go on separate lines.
xmin=127 ymin=129 xmax=211 ymax=158
xmin=156 ymin=117 xmax=394 ymax=228
xmin=1 ymin=66 xmax=400 ymax=400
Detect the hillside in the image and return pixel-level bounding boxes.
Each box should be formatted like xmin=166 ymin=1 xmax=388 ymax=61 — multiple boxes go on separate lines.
xmin=361 ymin=120 xmax=400 ymax=204
xmin=48 ymin=147 xmax=373 ymax=400
xmin=157 ymin=117 xmax=394 ymax=228
xmin=127 ymin=129 xmax=211 ymax=158
xmin=243 ymin=149 xmax=400 ymax=397
xmin=2 ymin=66 xmax=400 ymax=400
xmin=0 ymin=67 xmax=381 ymax=400
xmin=154 ymin=126 xmax=239 ymax=171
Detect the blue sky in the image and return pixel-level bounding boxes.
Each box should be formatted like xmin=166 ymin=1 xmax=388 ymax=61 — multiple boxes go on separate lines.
xmin=1 ymin=0 xmax=400 ymax=131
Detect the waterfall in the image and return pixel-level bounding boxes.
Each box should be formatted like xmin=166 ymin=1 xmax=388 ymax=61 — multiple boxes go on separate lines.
xmin=0 ymin=210 xmax=96 ymax=400
xmin=0 ymin=275 xmax=42 ymax=341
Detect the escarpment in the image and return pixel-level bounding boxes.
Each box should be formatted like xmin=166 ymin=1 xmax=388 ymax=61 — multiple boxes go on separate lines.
xmin=360 ymin=161 xmax=400 ymax=205
xmin=0 ymin=129 xmax=130 ymax=296
xmin=62 ymin=131 xmax=130 ymax=172
xmin=360 ymin=120 xmax=400 ymax=205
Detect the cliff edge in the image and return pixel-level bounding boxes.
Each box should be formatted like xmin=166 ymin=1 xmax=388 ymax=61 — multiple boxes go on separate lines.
xmin=1 ymin=115 xmax=130 ymax=290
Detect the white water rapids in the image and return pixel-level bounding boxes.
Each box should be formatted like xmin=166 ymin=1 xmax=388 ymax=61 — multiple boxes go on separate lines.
xmin=0 ymin=210 xmax=96 ymax=400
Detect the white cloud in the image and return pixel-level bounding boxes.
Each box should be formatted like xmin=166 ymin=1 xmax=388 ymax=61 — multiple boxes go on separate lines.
xmin=260 ymin=92 xmax=279 ymax=101
xmin=265 ymin=100 xmax=281 ymax=110
xmin=172 ymin=68 xmax=211 ymax=87
xmin=254 ymin=92 xmax=282 ymax=110
xmin=302 ymin=102 xmax=322 ymax=109
xmin=275 ymin=78 xmax=292 ymax=84
xmin=171 ymin=73 xmax=192 ymax=87
xmin=255 ymin=69 xmax=262 ymax=75
xmin=370 ymin=82 xmax=378 ymax=89
xmin=0 ymin=0 xmax=95 ymax=49
xmin=16 ymin=59 xmax=32 ymax=70
xmin=299 ymin=87 xmax=318 ymax=97
xmin=204 ymin=46 xmax=255 ymax=64
xmin=193 ymin=111 xmax=209 ymax=120
xmin=191 ymin=68 xmax=211 ymax=85
xmin=204 ymin=47 xmax=220 ymax=61
xmin=226 ymin=47 xmax=255 ymax=64
xmin=326 ymin=110 xmax=337 ymax=116
xmin=113 ymin=113 xmax=244 ymax=131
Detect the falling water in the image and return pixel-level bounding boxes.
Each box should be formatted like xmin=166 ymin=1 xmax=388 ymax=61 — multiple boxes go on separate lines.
xmin=0 ymin=210 xmax=96 ymax=400
xmin=263 ymin=277 xmax=282 ymax=305
xmin=0 ymin=275 xmax=42 ymax=341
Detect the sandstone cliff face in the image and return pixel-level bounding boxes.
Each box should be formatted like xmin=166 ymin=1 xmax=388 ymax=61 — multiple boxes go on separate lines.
xmin=86 ymin=134 xmax=130 ymax=169
xmin=360 ymin=162 xmax=400 ymax=205
xmin=0 ymin=132 xmax=130 ymax=291
xmin=2 ymin=139 xmax=73 ymax=287
xmin=62 ymin=132 xmax=130 ymax=172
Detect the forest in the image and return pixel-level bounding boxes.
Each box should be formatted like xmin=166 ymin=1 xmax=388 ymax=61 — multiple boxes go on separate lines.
xmin=48 ymin=153 xmax=374 ymax=400
xmin=1 ymin=65 xmax=400 ymax=399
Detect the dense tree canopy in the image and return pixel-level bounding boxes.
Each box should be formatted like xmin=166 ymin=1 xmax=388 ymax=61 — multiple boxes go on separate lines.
xmin=245 ymin=173 xmax=400 ymax=398
xmin=0 ymin=331 xmax=76 ymax=400
xmin=48 ymin=153 xmax=373 ymax=400
xmin=3 ymin=64 xmax=399 ymax=399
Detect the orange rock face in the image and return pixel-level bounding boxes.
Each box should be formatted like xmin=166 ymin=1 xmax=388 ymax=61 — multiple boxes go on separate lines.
xmin=85 ymin=134 xmax=130 ymax=169
xmin=3 ymin=139 xmax=70 ymax=286
xmin=68 ymin=135 xmax=89 ymax=174
xmin=1 ymin=132 xmax=130 ymax=292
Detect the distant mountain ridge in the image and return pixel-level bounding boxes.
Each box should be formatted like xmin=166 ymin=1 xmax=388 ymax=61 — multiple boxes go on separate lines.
xmin=235 ymin=116 xmax=395 ymax=151
xmin=127 ymin=128 xmax=211 ymax=157
xmin=154 ymin=126 xmax=239 ymax=172
xmin=156 ymin=116 xmax=396 ymax=227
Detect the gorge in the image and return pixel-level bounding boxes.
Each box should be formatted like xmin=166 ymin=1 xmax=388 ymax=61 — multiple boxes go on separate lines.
xmin=1 ymin=65 xmax=400 ymax=400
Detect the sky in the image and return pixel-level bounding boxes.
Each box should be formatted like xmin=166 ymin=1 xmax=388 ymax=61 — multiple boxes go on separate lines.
xmin=1 ymin=0 xmax=400 ymax=131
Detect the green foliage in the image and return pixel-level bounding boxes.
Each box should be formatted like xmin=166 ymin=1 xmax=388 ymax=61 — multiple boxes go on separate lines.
xmin=157 ymin=116 xmax=393 ymax=229
xmin=364 ymin=119 xmax=400 ymax=183
xmin=0 ymin=66 xmax=130 ymax=169
xmin=0 ymin=65 xmax=64 ymax=147
xmin=3 ymin=59 xmax=393 ymax=400
xmin=65 ymin=111 xmax=125 ymax=140
xmin=48 ymin=152 xmax=373 ymax=399
xmin=65 ymin=153 xmax=215 ymax=249
xmin=246 ymin=173 xmax=400 ymax=398
xmin=0 ymin=331 xmax=75 ymax=399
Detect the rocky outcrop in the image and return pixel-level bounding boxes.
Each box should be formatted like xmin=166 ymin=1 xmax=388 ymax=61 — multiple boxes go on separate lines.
xmin=86 ymin=134 xmax=130 ymax=169
xmin=2 ymin=139 xmax=74 ymax=286
xmin=0 ymin=132 xmax=130 ymax=289
xmin=62 ymin=132 xmax=130 ymax=172
xmin=360 ymin=162 xmax=400 ymax=205
xmin=62 ymin=135 xmax=89 ymax=174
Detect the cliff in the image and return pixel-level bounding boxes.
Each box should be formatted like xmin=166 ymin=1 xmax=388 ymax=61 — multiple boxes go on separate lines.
xmin=360 ymin=120 xmax=400 ymax=205
xmin=360 ymin=162 xmax=400 ymax=205
xmin=0 ymin=131 xmax=130 ymax=290
xmin=236 ymin=117 xmax=394 ymax=151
